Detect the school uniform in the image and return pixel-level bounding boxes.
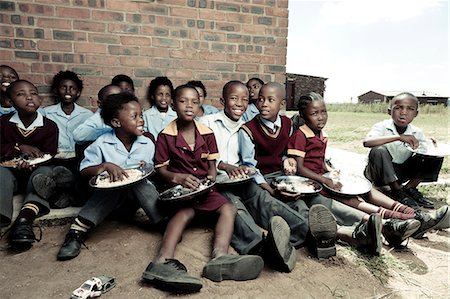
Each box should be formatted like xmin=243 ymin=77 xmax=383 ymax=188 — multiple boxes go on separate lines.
xmin=242 ymin=102 xmax=259 ymax=122
xmin=199 ymin=111 xmax=264 ymax=254
xmin=73 ymin=109 xmax=112 ymax=143
xmin=42 ymin=103 xmax=93 ymax=153
xmin=364 ymin=119 xmax=443 ymax=186
xmin=201 ymin=104 xmax=219 ymax=116
xmin=143 ymin=106 xmax=177 ymax=140
xmin=77 ymin=131 xmax=164 ymax=226
xmin=286 ymin=124 xmax=378 ymax=227
xmin=155 ymin=120 xmax=228 ymax=211
xmin=0 ymin=105 xmax=15 ymax=117
xmin=0 ymin=111 xmax=58 ymax=226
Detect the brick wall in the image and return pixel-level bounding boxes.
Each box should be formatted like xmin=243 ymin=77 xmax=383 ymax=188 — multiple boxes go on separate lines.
xmin=0 ymin=0 xmax=289 ymax=109
xmin=286 ymin=73 xmax=327 ymax=110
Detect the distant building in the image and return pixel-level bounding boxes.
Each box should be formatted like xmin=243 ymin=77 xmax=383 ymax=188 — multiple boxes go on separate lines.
xmin=286 ymin=73 xmax=327 ymax=110
xmin=358 ymin=91 xmax=448 ymax=106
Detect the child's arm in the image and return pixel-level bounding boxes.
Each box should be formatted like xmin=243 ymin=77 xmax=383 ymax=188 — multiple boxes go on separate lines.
xmin=157 ymin=166 xmax=201 ymax=190
xmin=207 ymin=160 xmax=217 ymax=181
xmin=363 ymin=135 xmax=419 ymax=149
xmin=80 ymin=162 xmax=128 ymax=181
xmin=293 ymin=156 xmax=341 ymax=190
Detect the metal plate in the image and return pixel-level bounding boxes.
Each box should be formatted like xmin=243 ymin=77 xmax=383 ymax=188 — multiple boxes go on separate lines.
xmin=54 ymin=151 xmax=76 ymax=159
xmin=89 ymin=163 xmax=154 ymax=189
xmin=406 ymin=140 xmax=450 ymax=157
xmin=159 ymin=180 xmax=215 ymax=202
xmin=271 ymin=175 xmax=322 ymax=195
xmin=0 ymin=153 xmax=53 ymax=168
xmin=215 ymin=168 xmax=256 ymax=185
xmin=322 ymin=172 xmax=372 ymax=196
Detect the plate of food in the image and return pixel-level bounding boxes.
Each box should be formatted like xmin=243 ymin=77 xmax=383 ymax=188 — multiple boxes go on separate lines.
xmin=405 ymin=140 xmax=450 ymax=157
xmin=216 ymin=168 xmax=256 ymax=185
xmin=159 ymin=179 xmax=215 ymax=202
xmin=322 ymin=171 xmax=372 ymax=196
xmin=0 ymin=153 xmax=53 ymax=168
xmin=271 ymin=176 xmax=322 ymax=195
xmin=54 ymin=151 xmax=76 ymax=159
xmin=89 ymin=163 xmax=154 ymax=189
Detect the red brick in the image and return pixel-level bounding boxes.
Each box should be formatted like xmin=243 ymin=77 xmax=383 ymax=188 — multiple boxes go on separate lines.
xmin=226 ymin=12 xmax=252 ymax=24
xmin=266 ymin=7 xmax=288 ymax=18
xmin=37 ymin=40 xmax=73 ymax=52
xmin=56 ymin=7 xmax=91 ymax=19
xmin=108 ymin=24 xmax=139 ymax=34
xmin=199 ymin=10 xmax=227 ymax=21
xmin=141 ymin=26 xmax=155 ymax=36
xmin=37 ymin=18 xmax=72 ymax=30
xmin=92 ymin=10 xmax=124 ymax=22
xmin=4 ymin=62 xmax=28 ymax=73
xmin=121 ymin=56 xmax=150 ymax=67
xmin=102 ymin=66 xmax=135 ymax=76
xmin=241 ymin=24 xmax=266 ymax=35
xmin=158 ymin=0 xmax=186 ymax=6
xmin=121 ymin=36 xmax=151 ymax=46
xmin=73 ymin=20 xmax=106 ymax=32
xmin=264 ymin=46 xmax=285 ymax=56
xmin=86 ymin=55 xmax=118 ymax=66
xmin=181 ymin=60 xmax=208 ymax=70
xmin=74 ymin=42 xmax=107 ymax=54
xmin=19 ymin=3 xmax=55 ymax=16
xmin=31 ymin=63 xmax=66 ymax=73
xmin=227 ymin=53 xmax=261 ymax=63
xmin=0 ymin=50 xmax=13 ymax=61
xmin=73 ymin=0 xmax=105 ymax=8
xmin=106 ymin=0 xmax=139 ymax=11
xmin=22 ymin=73 xmax=45 ymax=85
xmin=170 ymin=7 xmax=198 ymax=18
xmin=35 ymin=0 xmax=70 ymax=4
xmin=197 ymin=51 xmax=226 ymax=62
xmin=277 ymin=0 xmax=289 ymax=8
xmin=236 ymin=63 xmax=260 ymax=72
xmin=277 ymin=17 xmax=288 ymax=28
xmin=165 ymin=68 xmax=193 ymax=79
xmin=139 ymin=47 xmax=170 ymax=58
xmin=0 ymin=25 xmax=14 ymax=37
xmin=169 ymin=48 xmax=198 ymax=60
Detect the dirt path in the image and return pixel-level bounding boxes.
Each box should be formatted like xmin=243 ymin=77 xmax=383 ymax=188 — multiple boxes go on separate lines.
xmin=1 ymin=218 xmax=448 ymax=299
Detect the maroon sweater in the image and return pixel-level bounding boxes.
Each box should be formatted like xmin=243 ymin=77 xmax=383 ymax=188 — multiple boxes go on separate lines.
xmin=0 ymin=112 xmax=58 ymax=159
xmin=241 ymin=115 xmax=291 ymax=174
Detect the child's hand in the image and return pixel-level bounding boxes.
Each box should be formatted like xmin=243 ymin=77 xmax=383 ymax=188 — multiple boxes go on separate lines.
xmin=18 ymin=145 xmax=43 ymax=158
xmin=225 ymin=165 xmax=251 ymax=179
xmin=16 ymin=160 xmax=34 ymax=171
xmin=324 ymin=177 xmax=342 ymax=190
xmin=283 ymin=158 xmax=297 ymax=175
xmin=400 ymin=135 xmax=419 ymax=149
xmin=103 ymin=162 xmax=128 ymax=182
xmin=174 ymin=173 xmax=201 ymax=190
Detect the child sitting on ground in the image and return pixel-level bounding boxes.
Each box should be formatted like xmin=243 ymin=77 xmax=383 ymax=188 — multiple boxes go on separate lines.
xmin=0 ymin=65 xmax=19 ymax=116
xmin=0 ymin=80 xmax=58 ymax=250
xmin=111 ymin=74 xmax=135 ymax=94
xmin=142 ymin=84 xmax=263 ymax=293
xmin=288 ymin=92 xmax=448 ymax=245
xmin=57 ymin=92 xmax=164 ymax=261
xmin=142 ymin=76 xmax=177 ymax=139
xmin=363 ymin=92 xmax=443 ymax=209
xmin=187 ymin=80 xmax=219 ymax=117
xmin=37 ymin=70 xmax=93 ymax=208
xmin=73 ymin=84 xmax=122 ymax=143
xmin=242 ymin=77 xmax=263 ymax=121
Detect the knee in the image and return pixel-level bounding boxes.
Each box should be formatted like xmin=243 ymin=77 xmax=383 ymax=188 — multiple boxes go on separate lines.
xmin=368 ymin=146 xmax=389 ymax=160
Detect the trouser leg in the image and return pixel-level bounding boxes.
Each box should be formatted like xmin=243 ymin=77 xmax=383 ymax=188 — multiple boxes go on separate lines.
xmin=78 ymin=189 xmax=125 ymax=227
xmin=0 ymin=167 xmax=17 ymax=227
xmin=364 ymin=146 xmax=398 ymax=186
xmin=23 ymin=166 xmax=54 ymax=216
xmin=131 ymin=180 xmax=166 ymax=225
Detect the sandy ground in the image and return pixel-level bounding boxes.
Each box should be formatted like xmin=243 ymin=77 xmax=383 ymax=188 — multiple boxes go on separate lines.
xmin=1 ymin=214 xmax=449 ymax=299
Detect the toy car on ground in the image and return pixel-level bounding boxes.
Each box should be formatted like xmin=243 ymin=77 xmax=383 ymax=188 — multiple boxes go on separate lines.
xmin=71 ymin=276 xmax=116 ymax=299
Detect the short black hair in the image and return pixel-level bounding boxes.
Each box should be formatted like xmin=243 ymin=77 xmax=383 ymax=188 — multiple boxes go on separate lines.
xmin=100 ymin=92 xmax=139 ymax=127
xmin=147 ymin=76 xmax=174 ymax=104
xmin=173 ymin=84 xmax=199 ymax=103
xmin=51 ymin=70 xmax=83 ymax=94
xmin=97 ymin=84 xmax=120 ymax=103
xmin=187 ymin=80 xmax=207 ymax=98
xmin=5 ymin=79 xmax=37 ymax=99
xmin=111 ymin=74 xmax=135 ymax=90
xmin=222 ymin=80 xmax=246 ymax=98
xmin=0 ymin=65 xmax=19 ymax=78
xmin=246 ymin=77 xmax=264 ymax=86
xmin=297 ymin=92 xmax=323 ymax=118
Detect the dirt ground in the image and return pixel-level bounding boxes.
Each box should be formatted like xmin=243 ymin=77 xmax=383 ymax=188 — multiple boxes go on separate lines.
xmin=1 ymin=208 xmax=449 ymax=299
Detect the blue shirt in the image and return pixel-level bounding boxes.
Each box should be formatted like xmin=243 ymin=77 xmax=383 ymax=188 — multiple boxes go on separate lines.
xmin=73 ymin=109 xmax=112 ymax=143
xmin=202 ymin=104 xmax=219 ymax=116
xmin=42 ymin=103 xmax=93 ymax=152
xmin=242 ymin=103 xmax=259 ymax=122
xmin=238 ymin=114 xmax=287 ymax=184
xmin=143 ymin=106 xmax=177 ymax=140
xmin=0 ymin=105 xmax=15 ymax=117
xmin=80 ymin=131 xmax=155 ymax=171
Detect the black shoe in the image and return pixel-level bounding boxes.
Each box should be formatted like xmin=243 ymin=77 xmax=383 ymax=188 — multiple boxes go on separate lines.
xmin=32 ymin=174 xmax=57 ymax=200
xmin=404 ymin=188 xmax=435 ymax=208
xmin=391 ymin=189 xmax=419 ymax=208
xmin=57 ymin=229 xmax=87 ymax=261
xmin=308 ymin=204 xmax=337 ymax=259
xmin=202 ymin=254 xmax=263 ymax=282
xmin=352 ymin=214 xmax=382 ymax=256
xmin=52 ymin=166 xmax=75 ymax=188
xmin=9 ymin=218 xmax=41 ymax=250
xmin=265 ymin=216 xmax=297 ymax=272
xmin=142 ymin=259 xmax=202 ymax=293
xmin=382 ymin=218 xmax=421 ymax=248
xmin=412 ymin=206 xmax=449 ymax=238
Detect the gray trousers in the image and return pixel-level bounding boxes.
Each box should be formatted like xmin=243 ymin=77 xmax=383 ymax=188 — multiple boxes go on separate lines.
xmin=220 ymin=190 xmax=263 ymax=255
xmin=0 ymin=165 xmax=54 ymax=227
xmin=364 ymin=146 xmax=443 ymax=186
xmin=78 ymin=179 xmax=164 ymax=227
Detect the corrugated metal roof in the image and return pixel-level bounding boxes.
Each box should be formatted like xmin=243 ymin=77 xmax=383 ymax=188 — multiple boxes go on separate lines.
xmin=364 ymin=90 xmax=448 ymax=98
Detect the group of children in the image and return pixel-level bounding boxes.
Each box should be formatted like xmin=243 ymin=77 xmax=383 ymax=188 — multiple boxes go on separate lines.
xmin=0 ymin=64 xmax=448 ymax=293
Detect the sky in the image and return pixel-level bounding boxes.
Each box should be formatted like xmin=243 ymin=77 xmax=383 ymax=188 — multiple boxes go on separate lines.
xmin=286 ymin=0 xmax=449 ymax=103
